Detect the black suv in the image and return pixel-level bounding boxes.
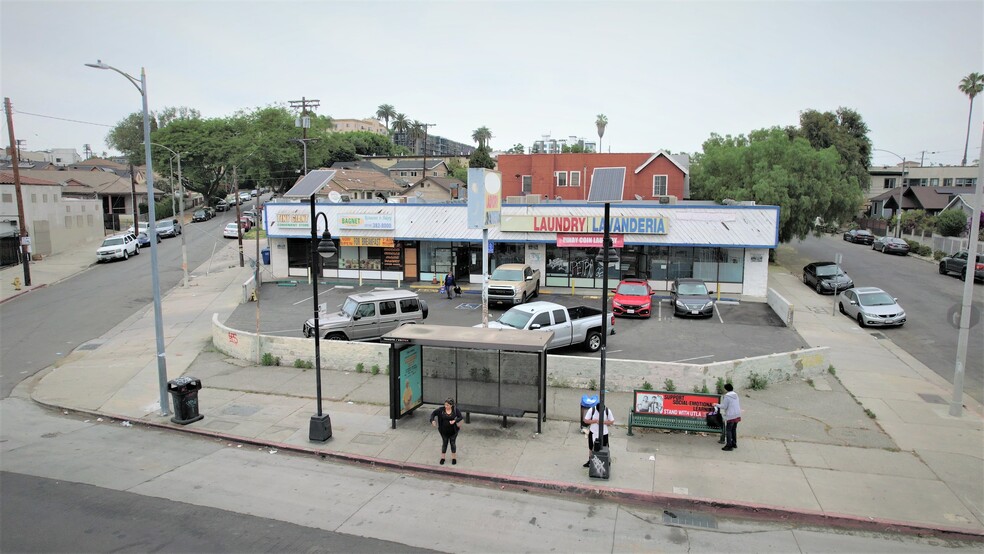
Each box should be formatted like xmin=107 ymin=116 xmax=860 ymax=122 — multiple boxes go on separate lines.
xmin=843 ymin=229 xmax=874 ymax=245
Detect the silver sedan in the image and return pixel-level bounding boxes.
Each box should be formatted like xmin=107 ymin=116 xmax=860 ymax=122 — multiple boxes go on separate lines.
xmin=838 ymin=287 xmax=906 ymax=328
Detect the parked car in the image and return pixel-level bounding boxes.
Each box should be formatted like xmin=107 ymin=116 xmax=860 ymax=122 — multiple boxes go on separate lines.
xmin=238 ymin=217 xmax=253 ymax=232
xmin=96 ymin=233 xmax=139 ymax=262
xmin=939 ymin=251 xmax=984 ymax=282
xmin=156 ymin=218 xmax=182 ymax=238
xmin=303 ymin=290 xmax=428 ymax=341
xmin=669 ymin=278 xmax=715 ymax=318
xmin=843 ymin=229 xmax=875 ymax=245
xmin=126 ymin=221 xmax=150 ymax=236
xmin=242 ymin=209 xmax=257 ymax=223
xmin=215 ymin=200 xmax=229 ymax=212
xmin=136 ymin=231 xmax=160 ymax=248
xmin=250 ymin=189 xmax=259 ymax=197
xmin=238 ymin=192 xmax=252 ymax=203
xmin=487 ymin=263 xmax=541 ymax=305
xmin=838 ymin=287 xmax=906 ymax=328
xmin=803 ymin=261 xmax=854 ymax=294
xmin=872 ymin=236 xmax=910 ymax=255
xmin=192 ymin=209 xmax=211 ymax=222
xmin=223 ymin=222 xmax=241 ymax=238
xmin=611 ymin=278 xmax=654 ymax=318
xmin=479 ymin=300 xmax=614 ymax=352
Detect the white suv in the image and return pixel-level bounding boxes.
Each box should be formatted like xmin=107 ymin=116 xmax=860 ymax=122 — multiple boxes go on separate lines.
xmin=96 ymin=233 xmax=139 ymax=262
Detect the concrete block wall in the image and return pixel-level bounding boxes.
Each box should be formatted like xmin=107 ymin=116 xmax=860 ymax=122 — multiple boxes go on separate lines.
xmin=767 ymin=287 xmax=794 ymax=326
xmin=213 ymin=316 xmax=829 ymax=393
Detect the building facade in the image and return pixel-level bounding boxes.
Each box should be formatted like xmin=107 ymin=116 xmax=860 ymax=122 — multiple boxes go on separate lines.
xmin=391 ymin=132 xmax=475 ymax=157
xmin=331 ymin=118 xmax=388 ymax=135
xmin=867 ymin=163 xmax=978 ymax=217
xmin=496 ymin=152 xmax=690 ymax=201
xmin=530 ymin=135 xmax=597 ymax=154
xmin=261 ymin=200 xmax=779 ymax=299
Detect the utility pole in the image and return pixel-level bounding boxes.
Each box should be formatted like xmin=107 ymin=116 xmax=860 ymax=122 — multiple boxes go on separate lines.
xmin=289 ymin=97 xmax=319 ymax=176
xmin=4 ymin=97 xmax=31 ymax=286
xmin=129 ymin=163 xmax=139 ymax=229
xmin=234 ymin=165 xmax=244 ymax=267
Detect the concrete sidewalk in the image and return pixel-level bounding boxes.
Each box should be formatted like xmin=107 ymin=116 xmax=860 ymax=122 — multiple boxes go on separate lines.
xmin=19 ymin=244 xmax=984 ymax=540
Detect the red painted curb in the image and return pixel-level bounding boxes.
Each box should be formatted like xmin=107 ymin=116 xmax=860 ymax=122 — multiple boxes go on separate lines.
xmin=0 ymin=283 xmax=47 ymax=304
xmin=32 ymin=400 xmax=984 ymax=543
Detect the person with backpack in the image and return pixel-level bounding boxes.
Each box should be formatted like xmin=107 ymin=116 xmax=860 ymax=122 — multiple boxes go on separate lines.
xmin=582 ymin=404 xmax=615 ymax=467
xmin=430 ymin=397 xmax=463 ymax=465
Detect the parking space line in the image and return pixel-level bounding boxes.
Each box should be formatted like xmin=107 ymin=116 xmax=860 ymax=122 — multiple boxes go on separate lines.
xmin=716 ymin=307 xmax=724 ymax=324
xmin=293 ymin=285 xmax=352 ymax=306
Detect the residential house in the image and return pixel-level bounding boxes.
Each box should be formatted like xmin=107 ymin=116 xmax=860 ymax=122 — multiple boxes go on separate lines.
xmin=16 ymin=169 xmax=164 ymax=228
xmin=867 ymin=163 xmax=977 ymax=216
xmin=312 ymin=168 xmax=405 ymax=202
xmin=386 ymin=160 xmax=449 ymax=187
xmin=874 ymin=186 xmax=972 ymax=219
xmin=0 ymin=171 xmax=104 ymax=263
xmin=496 ymin=151 xmax=690 ymax=202
xmin=6 ymin=148 xmax=81 ymax=166
xmin=329 ymin=160 xmax=389 ymax=175
xmin=401 ymin=176 xmax=467 ymax=202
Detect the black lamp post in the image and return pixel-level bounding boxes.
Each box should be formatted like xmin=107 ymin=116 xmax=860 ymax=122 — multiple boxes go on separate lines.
xmin=309 ymin=196 xmax=337 ymax=442
xmin=591 ymin=201 xmax=618 ymax=477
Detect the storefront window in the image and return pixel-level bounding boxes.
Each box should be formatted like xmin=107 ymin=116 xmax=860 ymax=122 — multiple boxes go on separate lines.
xmin=287 ymin=238 xmax=338 ymax=272
xmin=360 ymin=247 xmax=382 ymax=270
xmin=647 ymin=246 xmax=670 ymax=280
xmin=491 ymin=243 xmax=524 ymax=271
xmin=568 ymin=248 xmax=595 ymax=288
xmin=339 ymin=245 xmax=360 ymax=269
xmin=693 ymin=247 xmax=721 ymax=282
xmin=545 ymin=245 xmax=569 ymax=287
xmin=668 ymin=246 xmax=693 ymax=279
xmin=719 ymin=248 xmax=744 ymax=283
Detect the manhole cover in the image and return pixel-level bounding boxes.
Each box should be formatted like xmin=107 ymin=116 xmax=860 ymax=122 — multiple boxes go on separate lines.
xmin=455 ymin=303 xmax=481 ymax=310
xmin=77 ymin=343 xmax=102 ymax=351
xmin=662 ymin=510 xmax=718 ymax=529
xmin=918 ymin=393 xmax=946 ymax=405
xmin=221 ymin=405 xmax=261 ymax=416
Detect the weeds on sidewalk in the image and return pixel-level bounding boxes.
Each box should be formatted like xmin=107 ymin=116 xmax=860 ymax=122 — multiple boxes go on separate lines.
xmin=261 ymin=353 xmax=280 ymax=366
xmin=641 ymin=380 xmax=653 ymax=391
xmin=371 ymin=364 xmax=380 ymax=375
xmin=864 ymin=408 xmax=877 ymax=419
xmin=663 ymin=379 xmax=676 ymax=392
xmin=827 ymin=365 xmax=836 ymax=376
xmin=293 ymin=359 xmax=313 ymax=369
xmin=356 ymin=362 xmax=365 ymax=373
xmin=748 ymin=372 xmax=768 ymax=390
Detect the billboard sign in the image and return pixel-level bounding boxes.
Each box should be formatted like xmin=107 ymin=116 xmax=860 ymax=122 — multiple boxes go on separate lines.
xmin=467 ymin=168 xmax=501 ymax=229
xmin=633 ymin=390 xmax=718 ymax=418
xmin=398 ymin=344 xmax=423 ymax=416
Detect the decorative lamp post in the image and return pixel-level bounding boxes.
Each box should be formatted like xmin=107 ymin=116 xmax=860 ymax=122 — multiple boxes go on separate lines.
xmin=308 ymin=199 xmax=336 ymax=441
xmin=86 ymin=60 xmax=170 ymax=416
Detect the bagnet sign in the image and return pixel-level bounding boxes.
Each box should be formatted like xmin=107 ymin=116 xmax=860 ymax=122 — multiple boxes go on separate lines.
xmin=501 ymin=215 xmax=668 ymax=234
xmin=338 ymin=213 xmax=395 ymax=230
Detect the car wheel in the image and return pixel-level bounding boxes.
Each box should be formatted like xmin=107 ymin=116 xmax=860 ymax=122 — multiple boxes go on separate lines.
xmin=533 ymin=283 xmax=539 ymax=298
xmin=584 ymin=331 xmax=602 ymax=352
xmin=939 ymin=263 xmax=947 ymax=275
xmin=521 ymin=293 xmax=528 ymax=304
xmin=134 ymin=245 xmax=140 ymax=255
xmin=325 ymin=332 xmax=347 ymax=341
xmin=123 ymin=250 xmax=129 ymax=260
xmin=815 ymin=282 xmax=823 ymax=294
xmin=838 ymin=302 xmax=846 ymax=315
xmin=857 ymin=314 xmax=866 ymax=328
xmin=157 ymin=235 xmax=161 ymax=243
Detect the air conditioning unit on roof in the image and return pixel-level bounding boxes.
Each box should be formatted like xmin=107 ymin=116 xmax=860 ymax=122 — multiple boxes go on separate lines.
xmin=505 ymin=195 xmax=525 ymax=204
xmin=525 ymin=194 xmax=542 ymax=204
xmin=657 ymin=195 xmax=677 ymax=204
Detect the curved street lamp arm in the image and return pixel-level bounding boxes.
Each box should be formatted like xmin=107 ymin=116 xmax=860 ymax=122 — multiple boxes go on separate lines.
xmin=85 ymin=60 xmax=143 ymax=96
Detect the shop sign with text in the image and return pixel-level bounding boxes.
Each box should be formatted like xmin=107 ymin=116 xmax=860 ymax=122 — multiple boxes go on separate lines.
xmin=340 ymin=236 xmax=395 ymax=247
xmin=273 ymin=209 xmax=311 ymax=229
xmin=556 ymin=234 xmax=624 ymax=248
xmin=633 ymin=391 xmax=718 ymax=418
xmin=338 ymin=213 xmax=395 ymax=230
xmin=501 ymin=215 xmax=668 ymax=234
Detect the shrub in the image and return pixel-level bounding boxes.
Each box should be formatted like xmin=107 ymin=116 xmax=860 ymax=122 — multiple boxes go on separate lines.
xmin=828 ymin=365 xmax=836 ymax=376
xmin=715 ymin=376 xmax=732 ymax=395
xmin=933 ymin=250 xmax=946 ymax=261
xmin=261 ymin=352 xmax=280 ymax=366
xmin=748 ymin=372 xmax=768 ymax=390
xmin=293 ymin=359 xmax=313 ymax=369
xmin=641 ymin=380 xmax=654 ymax=391
xmin=663 ymin=379 xmax=676 ymax=392
xmin=371 ymin=364 xmax=380 ymax=375
xmin=588 ymin=379 xmax=597 ymax=391
xmin=355 ymin=362 xmax=365 ymax=373
xmin=700 ymin=381 xmax=709 ymax=393
xmin=935 ymin=209 xmax=968 ymax=237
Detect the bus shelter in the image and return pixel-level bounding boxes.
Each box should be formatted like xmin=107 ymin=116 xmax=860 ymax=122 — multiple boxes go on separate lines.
xmin=381 ymin=324 xmax=551 ymax=433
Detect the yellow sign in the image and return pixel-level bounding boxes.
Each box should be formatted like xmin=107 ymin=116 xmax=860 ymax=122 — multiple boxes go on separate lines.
xmin=340 ymin=236 xmax=395 ymax=247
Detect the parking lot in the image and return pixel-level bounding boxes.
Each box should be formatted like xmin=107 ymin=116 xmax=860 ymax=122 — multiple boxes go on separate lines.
xmin=225 ymin=281 xmax=808 ymax=364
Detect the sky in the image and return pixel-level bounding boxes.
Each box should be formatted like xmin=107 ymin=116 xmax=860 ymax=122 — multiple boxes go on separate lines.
xmin=1 ymin=0 xmax=982 ymax=168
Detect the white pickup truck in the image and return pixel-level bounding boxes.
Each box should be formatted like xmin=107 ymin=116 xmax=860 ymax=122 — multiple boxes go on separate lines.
xmin=477 ymin=301 xmax=614 ymax=352
xmin=486 ymin=263 xmax=541 ymax=305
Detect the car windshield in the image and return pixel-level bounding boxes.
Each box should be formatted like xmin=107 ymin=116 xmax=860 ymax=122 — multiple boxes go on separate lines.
xmin=194 ymin=211 xmax=204 ymax=216
xmin=341 ymin=298 xmax=358 ymax=317
xmin=856 ymin=230 xmax=871 ymax=236
xmin=815 ymin=265 xmax=842 ymax=277
xmin=138 ymin=233 xmax=148 ymax=239
xmin=858 ymin=292 xmax=895 ymax=307
xmin=617 ymin=284 xmax=649 ymax=296
xmin=225 ymin=224 xmax=237 ymax=231
xmin=495 ymin=308 xmax=534 ymax=329
xmin=102 ymin=238 xmax=123 ymax=246
xmin=491 ymin=268 xmax=523 ymax=281
xmin=677 ymin=282 xmax=708 ymax=296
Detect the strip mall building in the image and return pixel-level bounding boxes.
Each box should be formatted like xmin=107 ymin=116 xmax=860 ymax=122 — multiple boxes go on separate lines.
xmin=261 ymin=200 xmax=780 ymax=299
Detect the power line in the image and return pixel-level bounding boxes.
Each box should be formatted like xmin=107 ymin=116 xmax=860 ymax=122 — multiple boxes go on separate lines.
xmin=12 ymin=110 xmax=113 ymax=127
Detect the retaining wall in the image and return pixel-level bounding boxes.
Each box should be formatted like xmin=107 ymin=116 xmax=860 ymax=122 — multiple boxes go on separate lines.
xmin=212 ymin=315 xmax=830 ymax=392
xmin=767 ymin=287 xmax=794 ymax=327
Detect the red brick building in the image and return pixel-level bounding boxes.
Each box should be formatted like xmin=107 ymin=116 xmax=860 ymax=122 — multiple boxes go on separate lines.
xmin=496 ymin=152 xmax=690 ymax=201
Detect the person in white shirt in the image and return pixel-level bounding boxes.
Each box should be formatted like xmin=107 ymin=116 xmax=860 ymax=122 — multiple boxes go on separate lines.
xmin=715 ymin=383 xmax=741 ymax=451
xmin=583 ymin=404 xmax=615 ymax=467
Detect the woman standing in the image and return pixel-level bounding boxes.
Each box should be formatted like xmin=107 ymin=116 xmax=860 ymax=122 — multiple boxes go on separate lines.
xmin=430 ymin=398 xmax=463 ymax=465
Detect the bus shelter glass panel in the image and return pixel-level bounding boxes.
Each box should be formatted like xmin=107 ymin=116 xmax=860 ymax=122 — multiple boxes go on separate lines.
xmin=456 ymin=348 xmax=500 ymax=407
xmin=500 ymin=351 xmax=540 ymax=410
xmin=422 ymin=346 xmax=456 ymax=405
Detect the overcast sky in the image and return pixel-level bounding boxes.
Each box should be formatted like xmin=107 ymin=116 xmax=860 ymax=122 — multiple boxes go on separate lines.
xmin=2 ymin=0 xmax=982 ymax=167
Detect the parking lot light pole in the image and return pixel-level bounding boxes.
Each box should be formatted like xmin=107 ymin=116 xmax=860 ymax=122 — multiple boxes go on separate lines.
xmin=152 ymin=143 xmax=189 ymax=288
xmin=86 ymin=60 xmax=169 ymax=416
xmin=309 ymin=193 xmax=337 ymax=442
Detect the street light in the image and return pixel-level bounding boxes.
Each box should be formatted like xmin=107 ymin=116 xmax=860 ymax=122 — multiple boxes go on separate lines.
xmin=309 ymin=199 xmax=337 ymax=442
xmin=86 ymin=59 xmax=170 ymax=416
xmin=152 ymin=143 xmax=189 ymax=288
xmin=872 ymin=149 xmax=908 ymax=238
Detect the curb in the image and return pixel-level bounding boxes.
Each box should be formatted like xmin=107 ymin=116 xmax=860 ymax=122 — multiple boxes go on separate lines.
xmin=0 ymin=283 xmax=47 ymax=305
xmin=32 ymin=399 xmax=984 ymax=543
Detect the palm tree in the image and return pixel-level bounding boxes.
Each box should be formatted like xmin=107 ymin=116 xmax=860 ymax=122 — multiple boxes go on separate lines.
xmin=596 ymin=114 xmax=608 ymax=153
xmin=471 ymin=126 xmax=492 ymax=149
xmin=376 ymin=104 xmax=396 ymax=131
xmin=959 ymin=72 xmax=984 ymax=166
xmin=392 ymin=113 xmax=409 ymax=134
xmin=409 ymin=120 xmax=425 ymax=154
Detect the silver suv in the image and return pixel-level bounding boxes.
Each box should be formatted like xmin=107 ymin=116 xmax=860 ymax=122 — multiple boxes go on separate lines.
xmin=156 ymin=218 xmax=182 ymax=238
xmin=303 ymin=290 xmax=428 ymax=341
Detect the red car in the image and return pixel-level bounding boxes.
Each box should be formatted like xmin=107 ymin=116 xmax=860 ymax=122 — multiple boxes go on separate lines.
xmin=612 ymin=278 xmax=654 ymax=318
xmin=238 ymin=217 xmax=253 ymax=232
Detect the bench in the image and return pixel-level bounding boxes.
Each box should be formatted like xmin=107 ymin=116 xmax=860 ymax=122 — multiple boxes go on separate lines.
xmin=626 ymin=389 xmax=724 ymax=439
xmin=456 ymin=403 xmax=527 ymax=428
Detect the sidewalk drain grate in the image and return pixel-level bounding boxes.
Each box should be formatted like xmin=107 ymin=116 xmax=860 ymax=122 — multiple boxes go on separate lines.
xmin=77 ymin=343 xmax=101 ymax=351
xmin=662 ymin=510 xmax=718 ymax=529
xmin=918 ymin=393 xmax=946 ymax=404
xmin=221 ymin=405 xmax=261 ymax=416
xmin=869 ymin=332 xmax=887 ymax=340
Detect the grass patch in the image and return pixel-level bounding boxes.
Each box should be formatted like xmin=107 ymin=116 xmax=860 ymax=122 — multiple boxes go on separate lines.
xmin=748 ymin=372 xmax=768 ymax=390
xmin=260 ymin=352 xmax=280 ymax=366
xmin=293 ymin=359 xmax=313 ymax=369
xmin=641 ymin=380 xmax=654 ymax=391
xmin=663 ymin=379 xmax=676 ymax=392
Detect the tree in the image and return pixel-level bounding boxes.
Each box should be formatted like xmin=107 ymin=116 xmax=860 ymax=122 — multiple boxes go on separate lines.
xmin=409 ymin=120 xmax=425 ymax=154
xmin=506 ymin=143 xmax=525 ymax=154
xmin=151 ymin=116 xmax=240 ymax=201
xmin=156 ymin=106 xmax=201 ymax=128
xmin=106 ymin=112 xmax=158 ymax=165
xmin=468 ymin=146 xmax=496 ymax=169
xmin=376 ymin=104 xmax=396 ymax=131
xmin=561 ymin=143 xmax=587 ymax=153
xmin=340 ymin=131 xmax=397 ymax=156
xmin=471 ymin=126 xmax=492 ymax=149
xmin=447 ymin=158 xmax=469 ymax=181
xmin=792 ymin=107 xmax=871 ymax=191
xmin=690 ymin=128 xmax=863 ymax=243
xmin=392 ymin=113 xmax=409 ymax=135
xmin=958 ymin=72 xmax=984 ymax=166
xmin=935 ymin=209 xmax=968 ymax=237
xmin=596 ymin=114 xmax=608 ymax=152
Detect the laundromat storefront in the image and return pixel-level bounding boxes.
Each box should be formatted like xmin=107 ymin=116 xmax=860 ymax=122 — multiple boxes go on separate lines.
xmin=262 ymin=202 xmax=780 ymax=297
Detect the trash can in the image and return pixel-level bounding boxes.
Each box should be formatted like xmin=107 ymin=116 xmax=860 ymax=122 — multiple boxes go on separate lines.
xmin=168 ymin=376 xmax=204 ymax=425
xmin=261 ymin=248 xmax=270 ymax=265
xmin=580 ymin=394 xmax=598 ymax=429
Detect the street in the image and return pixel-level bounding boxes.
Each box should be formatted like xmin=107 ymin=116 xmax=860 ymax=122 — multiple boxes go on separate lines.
xmin=776 ymin=234 xmax=984 ymax=403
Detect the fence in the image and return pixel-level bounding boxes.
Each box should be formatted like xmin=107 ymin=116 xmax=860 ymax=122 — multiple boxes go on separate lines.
xmin=933 ymin=236 xmax=984 ymax=256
